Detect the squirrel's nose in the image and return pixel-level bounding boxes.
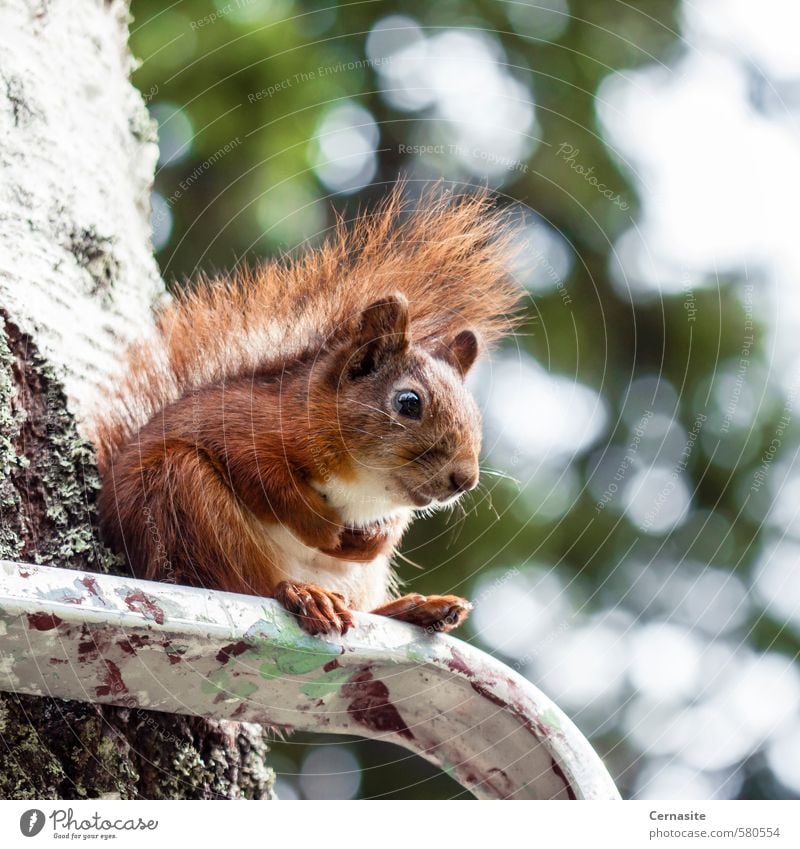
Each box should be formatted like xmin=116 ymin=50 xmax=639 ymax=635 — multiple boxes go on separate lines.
xmin=449 ymin=468 xmax=478 ymax=494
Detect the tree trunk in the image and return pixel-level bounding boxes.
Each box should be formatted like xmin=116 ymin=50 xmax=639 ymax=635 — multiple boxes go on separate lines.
xmin=0 ymin=0 xmax=274 ymax=799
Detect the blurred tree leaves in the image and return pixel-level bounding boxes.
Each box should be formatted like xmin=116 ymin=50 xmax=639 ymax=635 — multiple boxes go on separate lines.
xmin=130 ymin=0 xmax=797 ymax=800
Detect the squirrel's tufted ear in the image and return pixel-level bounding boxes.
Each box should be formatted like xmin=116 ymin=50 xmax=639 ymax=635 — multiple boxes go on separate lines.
xmin=346 ymin=293 xmax=409 ymax=378
xmin=434 ymin=329 xmax=480 ymax=378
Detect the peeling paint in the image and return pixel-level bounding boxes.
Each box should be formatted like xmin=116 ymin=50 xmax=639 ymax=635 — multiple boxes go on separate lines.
xmin=0 ymin=560 xmax=620 ymax=800
xmin=216 ymin=640 xmax=251 ymax=665
xmin=551 ymin=758 xmax=578 ymax=801
xmin=342 ymin=668 xmax=414 ymax=740
xmin=79 ymin=575 xmax=103 ymax=598
xmin=121 ymin=590 xmax=165 ymax=624
xmin=26 ymin=612 xmax=63 ymax=630
xmin=95 ymin=660 xmax=128 ymax=698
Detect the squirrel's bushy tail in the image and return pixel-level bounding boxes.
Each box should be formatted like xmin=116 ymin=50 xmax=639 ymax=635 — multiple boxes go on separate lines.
xmin=90 ymin=184 xmax=525 ymax=471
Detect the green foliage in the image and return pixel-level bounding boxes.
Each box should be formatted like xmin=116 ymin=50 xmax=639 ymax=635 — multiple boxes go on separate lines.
xmin=130 ymin=0 xmax=797 ymax=800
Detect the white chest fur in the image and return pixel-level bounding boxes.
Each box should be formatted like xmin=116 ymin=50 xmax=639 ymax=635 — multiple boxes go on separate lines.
xmin=253 ymin=469 xmax=413 ymax=610
xmin=313 ymin=469 xmax=412 ymax=528
xmin=263 ymin=523 xmax=395 ymax=610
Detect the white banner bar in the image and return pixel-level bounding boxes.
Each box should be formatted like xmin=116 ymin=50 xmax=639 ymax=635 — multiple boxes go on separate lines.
xmin=1 ymin=800 xmax=798 ymax=848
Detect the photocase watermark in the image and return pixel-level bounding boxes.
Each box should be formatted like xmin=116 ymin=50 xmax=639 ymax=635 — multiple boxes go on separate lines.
xmin=472 ymin=567 xmax=521 ymax=608
xmin=512 ymin=619 xmax=572 ymax=670
xmin=720 ymin=284 xmax=755 ymax=434
xmin=189 ymin=0 xmax=259 ymax=30
xmin=19 ymin=806 xmax=158 ymax=838
xmin=751 ymin=370 xmax=800 ymax=493
xmin=423 ymin=567 xmax=521 ymax=635
xmin=41 ymin=379 xmax=65 ymax=439
xmin=555 ymin=143 xmax=630 ymax=210
xmin=141 ymin=83 xmax=159 ymax=104
xmin=530 ymin=244 xmax=572 ymax=307
xmin=248 ymin=57 xmax=391 ymax=102
xmin=681 ymin=270 xmax=697 ymax=323
xmin=639 ymin=412 xmax=707 ymax=532
xmin=177 ymin=136 xmax=241 ymax=194
xmin=595 ymin=409 xmax=654 ymax=512
xmin=142 ymin=504 xmax=174 ymax=581
xmin=398 ymin=143 xmax=530 ymax=175
xmin=20 ymin=809 xmax=45 ymax=837
xmin=134 ymin=709 xmax=183 ymax=746
xmin=153 ymin=136 xmax=241 ymax=226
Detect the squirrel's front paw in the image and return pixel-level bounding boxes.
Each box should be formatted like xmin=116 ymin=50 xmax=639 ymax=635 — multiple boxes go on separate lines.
xmin=372 ymin=593 xmax=472 ymax=633
xmin=274 ymin=581 xmax=355 ymax=636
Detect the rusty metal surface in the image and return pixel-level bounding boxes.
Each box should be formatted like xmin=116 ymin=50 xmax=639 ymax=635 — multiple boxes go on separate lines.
xmin=0 ymin=560 xmax=620 ymax=799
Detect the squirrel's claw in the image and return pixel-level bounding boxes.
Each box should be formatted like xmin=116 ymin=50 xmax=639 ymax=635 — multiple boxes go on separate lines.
xmin=372 ymin=593 xmax=472 ymax=634
xmin=274 ymin=581 xmax=355 ymax=636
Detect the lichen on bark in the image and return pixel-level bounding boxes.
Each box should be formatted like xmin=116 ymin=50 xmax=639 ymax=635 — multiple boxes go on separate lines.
xmin=0 ymin=311 xmax=118 ymax=572
xmin=0 ymin=315 xmax=275 ymax=799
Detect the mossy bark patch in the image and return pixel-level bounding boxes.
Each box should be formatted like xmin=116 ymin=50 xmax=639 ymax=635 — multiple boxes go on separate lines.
xmin=0 ymin=305 xmax=274 ymax=800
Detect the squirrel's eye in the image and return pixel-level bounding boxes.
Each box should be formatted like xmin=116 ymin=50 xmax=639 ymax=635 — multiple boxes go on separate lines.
xmin=393 ymin=389 xmax=422 ymax=419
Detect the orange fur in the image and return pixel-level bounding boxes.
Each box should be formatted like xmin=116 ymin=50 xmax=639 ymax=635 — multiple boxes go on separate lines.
xmin=90 ymin=185 xmax=524 ymax=635
xmin=92 ymin=186 xmax=521 ymax=470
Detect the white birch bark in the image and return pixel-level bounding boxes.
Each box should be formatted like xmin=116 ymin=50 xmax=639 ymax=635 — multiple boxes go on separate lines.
xmin=0 ymin=0 xmax=163 ymax=419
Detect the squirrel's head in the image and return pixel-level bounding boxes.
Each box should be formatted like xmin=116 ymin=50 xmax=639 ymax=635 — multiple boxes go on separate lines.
xmin=314 ymin=293 xmax=482 ymax=524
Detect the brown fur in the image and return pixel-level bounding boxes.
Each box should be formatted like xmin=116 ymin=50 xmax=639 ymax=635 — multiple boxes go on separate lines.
xmin=91 ymin=185 xmax=523 ymax=634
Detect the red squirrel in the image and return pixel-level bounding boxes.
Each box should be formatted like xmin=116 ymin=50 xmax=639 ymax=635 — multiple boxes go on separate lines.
xmin=92 ymin=187 xmax=522 ymax=636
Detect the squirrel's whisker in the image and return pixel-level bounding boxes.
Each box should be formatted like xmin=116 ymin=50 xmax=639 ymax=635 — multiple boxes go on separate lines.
xmin=475 ymin=481 xmax=501 ymax=522
xmin=394 ymin=549 xmax=424 ymax=571
xmin=480 ymin=466 xmax=521 ymax=486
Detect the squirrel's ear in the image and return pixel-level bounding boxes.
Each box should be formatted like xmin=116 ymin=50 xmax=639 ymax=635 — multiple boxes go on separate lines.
xmin=347 ymin=293 xmax=409 ymax=378
xmin=434 ymin=329 xmax=480 ymax=378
